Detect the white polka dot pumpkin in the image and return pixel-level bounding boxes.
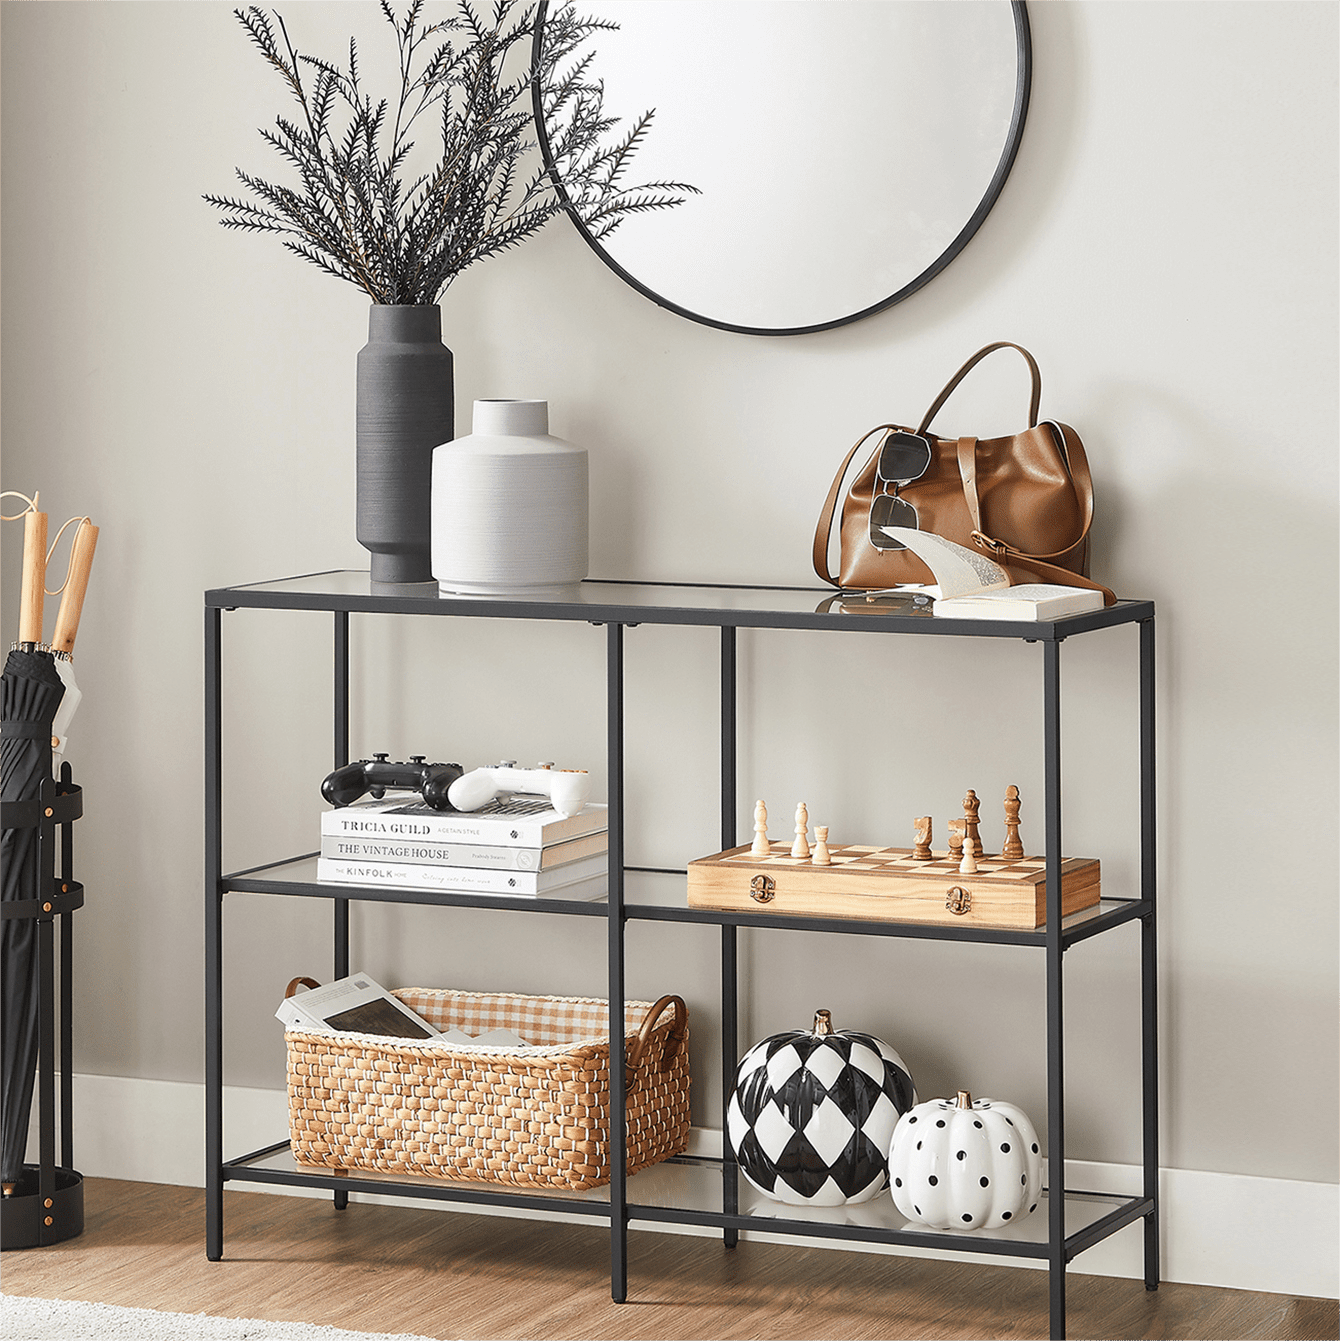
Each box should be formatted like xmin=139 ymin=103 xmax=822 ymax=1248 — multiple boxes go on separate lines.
xmin=888 ymin=1090 xmax=1043 ymax=1230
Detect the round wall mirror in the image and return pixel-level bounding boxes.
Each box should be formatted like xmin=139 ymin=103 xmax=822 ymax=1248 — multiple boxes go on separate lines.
xmin=535 ymin=1 xmax=1030 ymax=336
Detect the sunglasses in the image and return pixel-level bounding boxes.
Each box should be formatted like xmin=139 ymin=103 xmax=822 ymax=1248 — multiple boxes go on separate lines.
xmin=868 ymin=430 xmax=932 ymax=551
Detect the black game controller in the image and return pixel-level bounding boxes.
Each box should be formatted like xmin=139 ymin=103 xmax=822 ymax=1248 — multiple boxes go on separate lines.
xmin=321 ymin=754 xmax=464 ymax=810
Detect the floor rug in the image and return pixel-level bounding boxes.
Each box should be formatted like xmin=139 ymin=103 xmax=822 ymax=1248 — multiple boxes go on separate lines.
xmin=0 ymin=1294 xmax=445 ymax=1341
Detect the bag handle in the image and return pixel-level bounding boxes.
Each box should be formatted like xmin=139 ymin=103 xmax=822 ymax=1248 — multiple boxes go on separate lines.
xmin=918 ymin=342 xmax=1042 ymax=434
xmin=285 ymin=976 xmax=321 ymax=998
xmin=812 ymin=423 xmax=901 ymax=585
xmin=625 ymin=994 xmax=688 ymax=1088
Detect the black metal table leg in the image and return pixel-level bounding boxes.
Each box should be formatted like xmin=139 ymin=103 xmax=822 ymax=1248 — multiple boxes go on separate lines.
xmin=333 ymin=611 xmax=350 ymax=982
xmin=720 ymin=626 xmax=740 ymax=1248
xmin=1140 ymin=618 xmax=1160 ymax=1289
xmin=721 ymin=924 xmax=739 ymax=1246
xmin=1044 ymin=639 xmax=1066 ymax=1340
xmin=204 ymin=605 xmax=224 ymax=1259
xmin=333 ymin=611 xmax=350 ymax=1212
xmin=607 ymin=622 xmax=628 ymax=1302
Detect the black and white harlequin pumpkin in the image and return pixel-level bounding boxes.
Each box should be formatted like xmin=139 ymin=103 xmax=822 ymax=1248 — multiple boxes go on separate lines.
xmin=725 ymin=1009 xmax=916 ymax=1206
xmin=888 ymin=1090 xmax=1043 ymax=1230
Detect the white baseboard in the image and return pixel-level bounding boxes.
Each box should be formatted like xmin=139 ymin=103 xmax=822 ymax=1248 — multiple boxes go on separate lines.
xmin=34 ymin=1073 xmax=1338 ymax=1301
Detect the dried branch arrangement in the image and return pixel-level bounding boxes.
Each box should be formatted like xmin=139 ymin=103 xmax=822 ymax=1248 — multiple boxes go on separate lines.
xmin=206 ymin=0 xmax=695 ymax=305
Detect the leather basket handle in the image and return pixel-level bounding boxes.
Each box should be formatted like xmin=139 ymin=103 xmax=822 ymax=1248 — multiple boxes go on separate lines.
xmin=918 ymin=342 xmax=1042 ymax=435
xmin=625 ymin=994 xmax=688 ymax=1088
xmin=285 ymin=976 xmax=321 ymax=998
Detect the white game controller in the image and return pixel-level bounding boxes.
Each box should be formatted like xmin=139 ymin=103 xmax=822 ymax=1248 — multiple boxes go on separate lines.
xmin=447 ymin=761 xmax=591 ymax=818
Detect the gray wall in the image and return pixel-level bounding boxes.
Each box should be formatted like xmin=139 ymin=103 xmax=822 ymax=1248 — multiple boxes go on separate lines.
xmin=1 ymin=1 xmax=1335 ymax=1185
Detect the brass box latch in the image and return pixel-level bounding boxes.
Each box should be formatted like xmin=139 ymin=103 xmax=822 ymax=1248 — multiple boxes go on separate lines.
xmin=749 ymin=874 xmax=776 ymax=903
xmin=945 ymin=886 xmax=972 ymax=915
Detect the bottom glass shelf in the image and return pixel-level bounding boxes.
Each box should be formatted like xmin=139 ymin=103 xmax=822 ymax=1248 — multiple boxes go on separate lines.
xmin=224 ymin=1144 xmax=1146 ymax=1260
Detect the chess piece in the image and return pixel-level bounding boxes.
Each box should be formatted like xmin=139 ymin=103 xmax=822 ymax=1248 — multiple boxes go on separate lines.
xmin=792 ymin=802 xmax=810 ymax=859
xmin=959 ymin=833 xmax=979 ymax=875
xmin=751 ymin=800 xmax=771 ymax=857
xmin=812 ymin=826 xmax=831 ymax=865
xmin=1001 ymin=785 xmax=1024 ymax=861
xmin=963 ymin=790 xmax=982 ymax=856
xmin=947 ymin=819 xmax=965 ymax=862
xmin=912 ymin=816 xmax=933 ymax=861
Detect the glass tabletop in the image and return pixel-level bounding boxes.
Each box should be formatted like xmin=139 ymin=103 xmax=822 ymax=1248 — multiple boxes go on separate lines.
xmin=207 ymin=571 xmax=1151 ymax=638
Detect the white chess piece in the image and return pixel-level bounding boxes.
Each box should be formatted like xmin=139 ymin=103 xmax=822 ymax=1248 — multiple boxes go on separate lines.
xmin=812 ymin=826 xmax=831 ymax=866
xmin=959 ymin=833 xmax=979 ymax=875
xmin=751 ymin=800 xmax=770 ymax=857
xmin=791 ymin=802 xmax=810 ymax=859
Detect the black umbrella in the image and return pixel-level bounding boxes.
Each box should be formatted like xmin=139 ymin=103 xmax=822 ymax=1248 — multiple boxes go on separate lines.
xmin=1 ymin=506 xmax=64 ymax=1194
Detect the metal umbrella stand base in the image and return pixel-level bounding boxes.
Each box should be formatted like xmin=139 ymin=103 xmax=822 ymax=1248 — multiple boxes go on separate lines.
xmin=0 ymin=1166 xmax=84 ymax=1249
xmin=0 ymin=767 xmax=84 ymax=1250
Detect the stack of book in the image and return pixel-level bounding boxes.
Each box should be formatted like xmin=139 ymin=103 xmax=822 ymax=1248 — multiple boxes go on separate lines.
xmin=317 ymin=795 xmax=609 ymax=900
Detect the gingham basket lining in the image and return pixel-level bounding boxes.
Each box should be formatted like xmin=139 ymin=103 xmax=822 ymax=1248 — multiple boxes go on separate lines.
xmin=284 ymin=989 xmax=668 ymax=1057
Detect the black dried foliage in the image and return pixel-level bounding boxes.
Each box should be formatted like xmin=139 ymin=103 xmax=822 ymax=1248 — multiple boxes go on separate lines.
xmin=205 ymin=0 xmax=696 ymax=304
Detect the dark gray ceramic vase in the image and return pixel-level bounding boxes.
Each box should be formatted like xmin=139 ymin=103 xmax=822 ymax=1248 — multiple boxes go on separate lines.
xmin=356 ymin=304 xmax=454 ymax=583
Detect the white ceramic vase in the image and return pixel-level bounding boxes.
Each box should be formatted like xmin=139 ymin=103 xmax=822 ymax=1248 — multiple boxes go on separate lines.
xmin=431 ymin=400 xmax=589 ymax=595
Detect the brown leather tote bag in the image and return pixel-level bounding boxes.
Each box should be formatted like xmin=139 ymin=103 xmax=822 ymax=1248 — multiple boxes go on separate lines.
xmin=813 ymin=343 xmax=1113 ymax=603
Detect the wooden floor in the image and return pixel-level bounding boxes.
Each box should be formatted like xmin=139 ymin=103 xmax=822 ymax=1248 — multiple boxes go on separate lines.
xmin=1 ymin=1179 xmax=1336 ymax=1341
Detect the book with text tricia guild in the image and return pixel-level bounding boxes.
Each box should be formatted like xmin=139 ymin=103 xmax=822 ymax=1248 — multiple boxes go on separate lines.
xmin=321 ymin=796 xmax=608 ymax=848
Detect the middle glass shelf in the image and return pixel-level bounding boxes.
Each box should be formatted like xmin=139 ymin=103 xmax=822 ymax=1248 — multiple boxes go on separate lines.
xmin=222 ymin=859 xmax=1146 ymax=946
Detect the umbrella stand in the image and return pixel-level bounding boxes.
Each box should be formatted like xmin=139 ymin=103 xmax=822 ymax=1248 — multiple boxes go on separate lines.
xmin=0 ymin=761 xmax=85 ymax=1250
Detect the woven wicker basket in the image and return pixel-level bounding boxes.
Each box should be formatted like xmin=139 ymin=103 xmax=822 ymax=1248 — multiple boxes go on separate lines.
xmin=286 ymin=987 xmax=690 ymax=1191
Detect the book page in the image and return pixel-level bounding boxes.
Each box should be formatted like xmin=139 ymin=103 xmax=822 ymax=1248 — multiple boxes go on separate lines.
xmin=964 ymin=584 xmax=1091 ymax=603
xmin=877 ymin=527 xmax=1011 ymax=598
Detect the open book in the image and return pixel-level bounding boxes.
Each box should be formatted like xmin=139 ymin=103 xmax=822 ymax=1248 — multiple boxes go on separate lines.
xmin=878 ymin=526 xmax=1105 ymax=620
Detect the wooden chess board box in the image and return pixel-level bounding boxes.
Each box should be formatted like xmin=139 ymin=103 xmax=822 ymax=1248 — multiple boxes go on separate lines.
xmin=686 ymin=843 xmax=1101 ymax=930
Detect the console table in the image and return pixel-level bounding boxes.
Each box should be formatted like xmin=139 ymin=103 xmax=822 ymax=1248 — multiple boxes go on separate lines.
xmin=204 ymin=572 xmax=1158 ymax=1341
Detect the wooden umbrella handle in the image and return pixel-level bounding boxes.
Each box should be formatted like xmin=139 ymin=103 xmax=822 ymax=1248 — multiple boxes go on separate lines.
xmin=51 ymin=520 xmax=99 ymax=656
xmin=18 ymin=509 xmax=48 ymax=645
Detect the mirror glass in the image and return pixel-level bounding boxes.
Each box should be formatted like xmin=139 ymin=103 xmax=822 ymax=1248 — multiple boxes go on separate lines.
xmin=539 ymin=1 xmax=1029 ymax=335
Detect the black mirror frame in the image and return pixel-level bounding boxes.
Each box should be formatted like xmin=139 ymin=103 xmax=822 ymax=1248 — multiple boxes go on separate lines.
xmin=531 ymin=0 xmax=1032 ymax=338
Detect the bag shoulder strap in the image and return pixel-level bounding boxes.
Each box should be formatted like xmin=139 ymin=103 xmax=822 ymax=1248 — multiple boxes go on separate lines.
xmin=956 ymin=422 xmax=1095 ymax=561
xmin=812 ymin=424 xmax=898 ymax=586
xmin=958 ymin=420 xmax=1113 ymax=603
xmin=919 ymin=342 xmax=1042 ymax=434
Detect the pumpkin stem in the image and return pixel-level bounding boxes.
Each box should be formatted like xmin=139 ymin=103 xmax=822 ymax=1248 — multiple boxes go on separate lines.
xmin=812 ymin=1009 xmax=834 ymax=1037
xmin=956 ymin=1090 xmax=973 ymax=1109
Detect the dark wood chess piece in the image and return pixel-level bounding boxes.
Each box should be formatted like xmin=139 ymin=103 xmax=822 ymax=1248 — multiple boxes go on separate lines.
xmin=963 ymin=789 xmax=983 ymax=856
xmin=1001 ymin=785 xmax=1024 ymax=860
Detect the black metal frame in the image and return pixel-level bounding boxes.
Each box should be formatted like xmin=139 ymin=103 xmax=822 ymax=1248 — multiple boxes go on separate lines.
xmin=529 ymin=2 xmax=1032 ymax=339
xmin=0 ymin=764 xmax=85 ymax=1249
xmin=203 ymin=575 xmax=1158 ymax=1340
